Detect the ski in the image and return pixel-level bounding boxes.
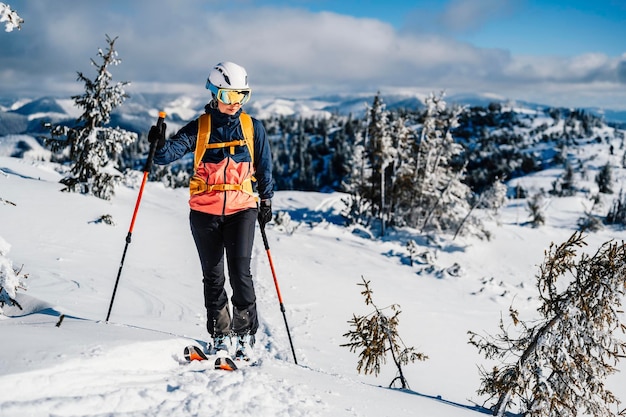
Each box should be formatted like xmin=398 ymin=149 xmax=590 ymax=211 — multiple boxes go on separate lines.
xmin=183 ymin=345 xmax=239 ymax=371
xmin=183 ymin=345 xmax=209 ymax=361
xmin=214 ymin=356 xmax=238 ymax=371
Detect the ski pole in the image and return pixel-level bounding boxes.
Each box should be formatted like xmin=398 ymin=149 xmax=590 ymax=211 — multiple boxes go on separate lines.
xmin=106 ymin=111 xmax=166 ymax=322
xmin=259 ymin=222 xmax=298 ymax=364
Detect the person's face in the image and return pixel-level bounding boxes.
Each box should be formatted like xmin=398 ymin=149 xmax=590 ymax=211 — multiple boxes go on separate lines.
xmin=217 ymin=100 xmax=242 ymax=115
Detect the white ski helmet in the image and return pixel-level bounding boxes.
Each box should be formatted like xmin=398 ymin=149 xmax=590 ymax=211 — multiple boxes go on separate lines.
xmin=206 ymin=61 xmax=249 ymax=90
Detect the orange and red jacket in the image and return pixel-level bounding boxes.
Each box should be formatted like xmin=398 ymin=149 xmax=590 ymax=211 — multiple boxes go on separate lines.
xmin=153 ymin=106 xmax=274 ymax=216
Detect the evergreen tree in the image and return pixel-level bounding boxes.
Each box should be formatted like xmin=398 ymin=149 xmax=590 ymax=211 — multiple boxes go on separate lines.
xmin=363 ymin=92 xmax=395 ymax=234
xmin=412 ymin=92 xmax=472 ymax=233
xmin=44 ymin=35 xmax=136 ymax=200
xmin=292 ymin=124 xmax=310 ymax=189
xmin=551 ymin=162 xmax=576 ymax=196
xmin=527 ymin=192 xmax=546 ymax=227
xmin=0 ymin=236 xmax=26 ymax=315
xmin=388 ymin=115 xmax=416 ymax=227
xmin=329 ymin=117 xmax=356 ymax=191
xmin=606 ymin=189 xmax=626 ymax=226
xmin=596 ymin=162 xmax=613 ymax=194
xmin=341 ymin=130 xmax=373 ymax=227
xmin=577 ymin=197 xmax=604 ymax=233
xmin=272 ymin=129 xmax=292 ymax=190
xmin=343 ymin=92 xmax=479 ymax=235
xmin=469 ymin=232 xmax=626 ymax=417
xmin=479 ymin=179 xmax=508 ymax=214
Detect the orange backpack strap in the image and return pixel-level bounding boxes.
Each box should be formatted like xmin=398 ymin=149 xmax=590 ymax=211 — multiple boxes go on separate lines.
xmin=194 ymin=114 xmax=210 ymax=172
xmin=190 ymin=112 xmax=256 ymax=197
xmin=239 ymin=112 xmax=254 ymax=165
xmin=194 ymin=113 xmax=254 ymax=171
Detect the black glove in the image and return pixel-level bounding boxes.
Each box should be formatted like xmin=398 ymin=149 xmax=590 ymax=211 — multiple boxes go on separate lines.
xmin=258 ymin=199 xmax=272 ymax=229
xmin=148 ymin=122 xmax=167 ymax=150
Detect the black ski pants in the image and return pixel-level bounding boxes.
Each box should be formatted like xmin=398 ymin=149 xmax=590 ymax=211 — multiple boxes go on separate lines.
xmin=189 ymin=208 xmax=258 ymax=337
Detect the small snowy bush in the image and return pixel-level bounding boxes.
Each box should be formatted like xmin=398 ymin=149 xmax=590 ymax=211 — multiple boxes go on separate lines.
xmin=0 ymin=236 xmax=26 ymax=314
xmin=342 ymin=277 xmax=428 ymax=389
xmin=273 ymin=210 xmax=300 ymax=235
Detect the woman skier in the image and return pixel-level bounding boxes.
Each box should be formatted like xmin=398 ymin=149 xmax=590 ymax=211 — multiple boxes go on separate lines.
xmin=148 ymin=61 xmax=274 ymax=360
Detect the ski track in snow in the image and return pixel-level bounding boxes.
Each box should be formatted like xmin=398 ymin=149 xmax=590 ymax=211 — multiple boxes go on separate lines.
xmin=0 ymin=336 xmax=323 ymax=417
xmin=2 ymin=293 xmax=309 ymax=414
xmin=0 ymin=226 xmax=324 ymax=417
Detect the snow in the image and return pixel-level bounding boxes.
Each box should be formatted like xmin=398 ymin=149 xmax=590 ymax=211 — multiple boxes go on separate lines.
xmin=0 ymin=2 xmax=21 ymax=32
xmin=247 ymin=98 xmax=333 ymax=119
xmin=1 ymin=136 xmax=626 ymax=416
xmin=55 ymin=99 xmax=83 ymax=120
xmin=0 ymin=135 xmax=52 ymax=161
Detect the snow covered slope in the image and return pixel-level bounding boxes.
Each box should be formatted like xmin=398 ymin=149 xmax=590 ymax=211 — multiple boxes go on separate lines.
xmin=1 ymin=146 xmax=626 ymax=416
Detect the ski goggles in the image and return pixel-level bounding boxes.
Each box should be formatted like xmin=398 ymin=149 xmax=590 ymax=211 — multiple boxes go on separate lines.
xmin=207 ymin=83 xmax=251 ymax=105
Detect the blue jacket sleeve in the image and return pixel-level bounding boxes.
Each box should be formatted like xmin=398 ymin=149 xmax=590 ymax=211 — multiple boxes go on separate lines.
xmin=153 ymin=119 xmax=199 ymax=165
xmin=252 ymin=118 xmax=274 ymax=200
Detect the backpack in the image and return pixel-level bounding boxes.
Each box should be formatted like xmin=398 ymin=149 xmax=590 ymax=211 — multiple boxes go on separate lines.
xmin=189 ymin=112 xmax=255 ymax=196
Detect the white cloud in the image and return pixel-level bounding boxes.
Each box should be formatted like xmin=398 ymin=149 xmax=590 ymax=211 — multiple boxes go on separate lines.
xmin=503 ymin=53 xmax=618 ymax=83
xmin=0 ymin=0 xmax=625 ymax=109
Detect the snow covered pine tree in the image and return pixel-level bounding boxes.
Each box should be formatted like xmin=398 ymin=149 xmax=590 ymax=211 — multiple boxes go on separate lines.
xmin=0 ymin=2 xmax=23 ymax=32
xmin=0 ymin=236 xmax=26 ymax=314
xmin=469 ymin=232 xmax=626 ymax=417
xmin=43 ymin=35 xmax=136 ymax=200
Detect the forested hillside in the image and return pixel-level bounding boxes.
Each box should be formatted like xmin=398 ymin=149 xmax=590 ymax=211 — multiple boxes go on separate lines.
xmin=2 ymin=92 xmax=625 ymax=236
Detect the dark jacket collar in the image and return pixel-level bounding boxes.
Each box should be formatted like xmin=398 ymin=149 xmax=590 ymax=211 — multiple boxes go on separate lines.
xmin=204 ymin=103 xmax=242 ymax=127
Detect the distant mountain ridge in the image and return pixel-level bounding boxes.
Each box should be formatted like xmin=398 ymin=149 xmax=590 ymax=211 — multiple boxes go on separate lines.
xmin=1 ymin=92 xmax=625 ymax=138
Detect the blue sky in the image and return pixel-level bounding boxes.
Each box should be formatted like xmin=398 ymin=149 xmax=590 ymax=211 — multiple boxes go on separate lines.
xmin=298 ymin=0 xmax=626 ymax=56
xmin=1 ymin=0 xmax=625 ymax=109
